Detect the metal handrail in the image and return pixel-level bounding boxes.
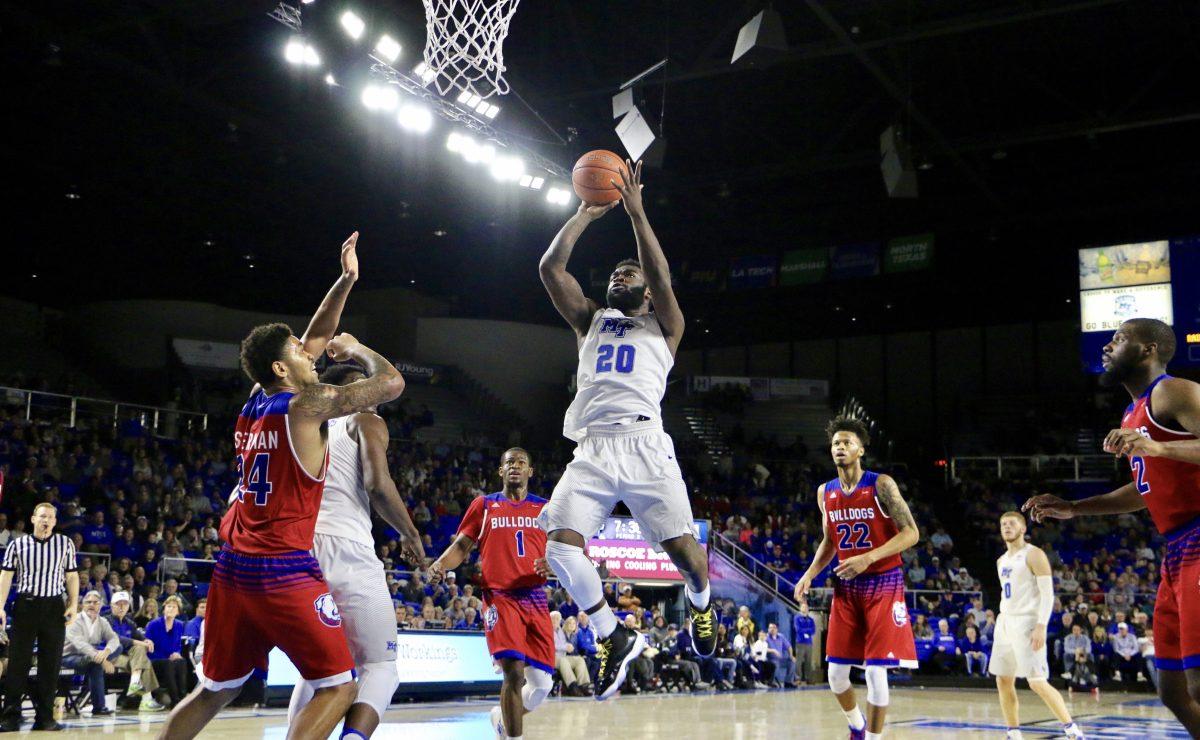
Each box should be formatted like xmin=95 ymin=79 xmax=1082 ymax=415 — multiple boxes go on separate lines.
xmin=949 ymin=454 xmax=1121 ymax=481
xmin=1 ymin=385 xmax=208 ymax=433
xmin=712 ymin=532 xmax=800 ymax=609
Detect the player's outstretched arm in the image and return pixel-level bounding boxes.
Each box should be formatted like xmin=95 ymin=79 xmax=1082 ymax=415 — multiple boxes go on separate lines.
xmin=835 ymin=474 xmax=919 ymax=579
xmin=356 ymin=413 xmax=424 ymax=565
xmin=794 ymin=485 xmax=836 ymax=601
xmin=539 ymin=204 xmax=611 ymax=336
xmin=612 ymin=160 xmax=684 ymax=352
xmin=300 ymin=231 xmax=360 ymax=358
xmin=1022 ymin=481 xmax=1144 ymax=522
xmin=428 ymin=534 xmax=475 ymax=584
xmin=291 ymin=334 xmax=404 ymax=422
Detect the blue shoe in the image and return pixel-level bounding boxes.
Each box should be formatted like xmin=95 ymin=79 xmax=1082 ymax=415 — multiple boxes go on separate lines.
xmin=848 ymin=726 xmax=865 ymax=740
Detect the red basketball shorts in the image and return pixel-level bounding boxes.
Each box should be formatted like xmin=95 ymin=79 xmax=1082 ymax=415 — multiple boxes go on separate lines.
xmin=200 ymin=548 xmax=354 ymax=690
xmin=826 ymin=566 xmax=918 ymax=669
xmin=482 ymin=588 xmax=555 ymax=675
xmin=1154 ymin=519 xmax=1200 ymax=671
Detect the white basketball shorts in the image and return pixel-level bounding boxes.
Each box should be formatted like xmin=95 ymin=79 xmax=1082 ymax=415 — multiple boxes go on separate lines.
xmin=988 ymin=613 xmax=1049 ymax=680
xmin=312 ymin=533 xmax=398 ymax=666
xmin=538 ymin=420 xmax=695 ymax=551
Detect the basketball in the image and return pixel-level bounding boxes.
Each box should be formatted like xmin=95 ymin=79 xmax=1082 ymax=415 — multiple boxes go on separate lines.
xmin=572 ymin=150 xmax=630 ymax=205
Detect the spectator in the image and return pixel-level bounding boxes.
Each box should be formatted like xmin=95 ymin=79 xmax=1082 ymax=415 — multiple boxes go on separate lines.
xmin=1091 ymin=626 xmax=1112 ymax=681
xmin=184 ymin=598 xmax=206 ymax=648
xmin=930 ymin=526 xmax=954 ymax=552
xmin=551 ymin=612 xmax=590 ymax=697
xmin=145 ymin=596 xmax=188 ymax=707
xmin=82 ymin=510 xmax=114 ymax=553
xmin=1111 ymin=622 xmax=1140 ymax=684
xmin=931 ymin=619 xmax=958 ymax=674
xmin=735 ymin=606 xmax=756 ymax=638
xmin=679 ymin=617 xmax=730 ymax=690
xmin=160 ymin=543 xmax=189 ymax=581
xmin=574 ymin=612 xmax=599 ymax=685
xmin=159 ymin=578 xmax=192 ymax=614
xmin=61 ymin=591 xmax=120 ymax=715
xmin=965 ymin=597 xmax=987 ymax=627
xmin=1139 ymin=627 xmax=1157 ymax=690
xmin=958 ymin=626 xmax=988 ymax=677
xmin=617 ymin=585 xmax=641 ymax=611
xmin=980 ymin=610 xmax=997 ymax=645
xmin=906 ymin=560 xmax=927 ymax=585
xmin=650 ymin=615 xmax=670 ymax=646
xmin=660 ymin=624 xmax=707 ymax=690
xmin=765 ymin=623 xmax=795 ymax=687
xmin=105 ymin=591 xmax=165 ymax=711
xmin=1059 ymin=624 xmax=1091 ymax=677
xmin=0 ymin=513 xmax=11 ymax=549
xmin=558 ymin=594 xmax=579 ymax=622
xmin=792 ymin=601 xmax=816 ymax=685
xmin=1067 ymin=647 xmax=1099 ymax=697
xmin=622 ymin=615 xmax=657 ymax=694
xmin=749 ymin=630 xmax=778 ymax=686
xmin=912 ymin=614 xmax=934 ymax=640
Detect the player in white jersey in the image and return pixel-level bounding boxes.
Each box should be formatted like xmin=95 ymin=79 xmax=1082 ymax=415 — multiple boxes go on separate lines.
xmin=537 ymin=159 xmax=715 ymax=700
xmin=990 ymin=512 xmax=1085 ymax=740
xmin=286 ymin=362 xmax=425 ymax=739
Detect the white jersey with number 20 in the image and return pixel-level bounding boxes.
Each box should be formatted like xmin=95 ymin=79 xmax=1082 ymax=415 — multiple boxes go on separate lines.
xmin=563 ymin=308 xmax=673 ymax=441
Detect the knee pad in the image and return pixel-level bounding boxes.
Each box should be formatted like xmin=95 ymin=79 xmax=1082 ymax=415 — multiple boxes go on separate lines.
xmin=544 ymin=540 xmax=603 ymax=607
xmin=828 ymin=662 xmax=852 ymax=694
xmin=353 ymin=661 xmax=400 ymax=719
xmin=864 ymin=666 xmax=889 ymax=707
xmin=521 ymin=666 xmax=553 ymax=712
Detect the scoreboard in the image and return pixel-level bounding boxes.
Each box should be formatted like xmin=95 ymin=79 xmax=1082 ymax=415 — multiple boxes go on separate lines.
xmin=1080 ymin=236 xmax=1200 ymax=371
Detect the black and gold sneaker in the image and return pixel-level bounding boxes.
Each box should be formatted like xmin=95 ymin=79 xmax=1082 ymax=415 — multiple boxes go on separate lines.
xmin=689 ymin=603 xmax=717 ymax=657
xmin=594 ymin=623 xmax=646 ymax=700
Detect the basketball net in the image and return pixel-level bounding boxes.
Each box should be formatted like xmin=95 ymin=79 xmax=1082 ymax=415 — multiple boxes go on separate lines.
xmin=421 ymin=0 xmax=521 ymax=99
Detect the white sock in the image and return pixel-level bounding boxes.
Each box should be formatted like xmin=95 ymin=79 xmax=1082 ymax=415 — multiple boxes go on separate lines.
xmin=1063 ymin=722 xmax=1081 ymax=737
xmin=589 ymin=606 xmax=618 ymax=639
xmin=685 ymin=583 xmax=711 ymax=611
xmin=1006 ymin=730 xmax=1023 ymax=739
xmin=843 ymin=706 xmax=865 ymax=731
xmin=507 ymin=736 xmax=523 ymax=740
xmin=866 ymin=733 xmax=883 ymax=740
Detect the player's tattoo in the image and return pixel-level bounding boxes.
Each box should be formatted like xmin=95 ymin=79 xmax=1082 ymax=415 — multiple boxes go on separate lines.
xmin=293 ymin=348 xmax=402 ymax=419
xmin=875 ymin=475 xmax=916 ymax=530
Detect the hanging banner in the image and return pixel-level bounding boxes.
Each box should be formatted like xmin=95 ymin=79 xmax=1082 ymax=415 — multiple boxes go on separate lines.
xmin=780 ymin=248 xmax=829 ymax=286
xmin=172 ymin=339 xmax=239 ymax=370
xmin=884 ymin=233 xmax=935 ymax=273
xmin=685 ymin=261 xmax=726 ymax=292
xmin=728 ymin=255 xmax=777 ymax=289
xmin=830 ymin=242 xmax=881 ymax=280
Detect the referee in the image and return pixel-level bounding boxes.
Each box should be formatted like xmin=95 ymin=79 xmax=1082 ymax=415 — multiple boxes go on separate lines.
xmin=0 ymin=503 xmax=79 ymax=732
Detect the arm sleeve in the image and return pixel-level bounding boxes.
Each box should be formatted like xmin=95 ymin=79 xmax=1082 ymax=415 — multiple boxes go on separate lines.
xmin=64 ymin=537 xmax=78 ymax=572
xmin=1035 ymin=575 xmax=1054 ymax=625
xmin=456 ymin=497 xmax=485 ymax=542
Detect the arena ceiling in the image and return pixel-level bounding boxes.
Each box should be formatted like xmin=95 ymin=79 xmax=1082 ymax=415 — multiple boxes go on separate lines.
xmin=5 ymin=0 xmax=1200 ymax=344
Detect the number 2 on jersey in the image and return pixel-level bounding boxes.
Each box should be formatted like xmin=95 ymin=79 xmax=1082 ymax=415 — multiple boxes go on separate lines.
xmin=1130 ymin=456 xmax=1151 ymax=496
xmin=836 ymin=522 xmax=872 ymax=550
xmin=596 ymin=344 xmax=636 ymax=374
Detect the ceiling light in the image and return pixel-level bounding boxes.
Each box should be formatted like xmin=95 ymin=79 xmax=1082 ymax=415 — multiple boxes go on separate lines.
xmin=490 ymin=155 xmax=525 ymax=182
xmin=530 ymin=177 xmax=545 ymax=190
xmin=375 ymin=35 xmax=401 ymax=63
xmin=518 ymin=175 xmax=533 ymax=188
xmin=484 ymin=104 xmax=500 ymax=119
xmin=397 ymin=104 xmax=433 ymax=133
xmin=284 ymin=38 xmax=306 ymax=65
xmin=340 ymin=11 xmax=365 ymax=40
xmin=324 ymin=73 xmax=337 ymax=86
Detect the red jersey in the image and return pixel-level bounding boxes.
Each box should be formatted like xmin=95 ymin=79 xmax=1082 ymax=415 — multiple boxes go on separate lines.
xmin=823 ymin=470 xmax=902 ymax=575
xmin=457 ymin=492 xmax=547 ymax=591
xmin=1121 ymin=374 xmax=1200 ymax=535
xmin=219 ymin=389 xmax=328 ymax=554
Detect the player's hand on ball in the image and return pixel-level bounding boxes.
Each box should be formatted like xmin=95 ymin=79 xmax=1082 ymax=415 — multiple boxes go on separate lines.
xmin=1021 ymin=494 xmax=1074 ymax=523
xmin=611 ymin=159 xmax=645 ymax=217
xmin=340 ymin=231 xmax=360 ymax=282
xmin=577 ymin=200 xmax=618 ymax=221
xmin=1103 ymin=427 xmax=1163 ymax=457
xmin=834 ymin=553 xmax=874 ymax=580
xmin=325 ymin=333 xmax=361 ymax=362
xmin=534 ymin=557 xmax=554 ymax=579
xmin=1030 ymin=624 xmax=1047 ymax=652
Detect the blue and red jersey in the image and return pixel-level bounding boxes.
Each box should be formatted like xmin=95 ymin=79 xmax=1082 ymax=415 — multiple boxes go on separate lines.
xmin=457 ymin=492 xmax=547 ymax=591
xmin=219 ymin=389 xmax=328 ymax=554
xmin=823 ymin=470 xmax=902 ymax=575
xmin=1121 ymin=374 xmax=1200 ymax=536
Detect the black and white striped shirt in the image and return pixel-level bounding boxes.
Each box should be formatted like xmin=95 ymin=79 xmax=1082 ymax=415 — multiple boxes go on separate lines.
xmin=1 ymin=532 xmax=77 ymax=597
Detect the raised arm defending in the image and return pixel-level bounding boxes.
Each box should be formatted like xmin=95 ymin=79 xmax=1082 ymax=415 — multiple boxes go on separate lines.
xmin=300 ymin=232 xmax=360 ymax=358
xmin=291 ymin=333 xmax=404 ymax=422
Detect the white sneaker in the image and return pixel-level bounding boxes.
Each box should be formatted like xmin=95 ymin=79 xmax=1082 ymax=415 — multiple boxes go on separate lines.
xmin=490 ymin=705 xmax=504 ymax=739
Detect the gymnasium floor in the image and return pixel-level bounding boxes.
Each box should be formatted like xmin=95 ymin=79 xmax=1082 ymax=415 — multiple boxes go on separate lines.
xmin=28 ymin=686 xmax=1186 ymax=738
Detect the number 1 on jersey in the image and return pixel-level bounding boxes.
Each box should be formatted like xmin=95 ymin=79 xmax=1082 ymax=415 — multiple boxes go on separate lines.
xmin=514 ymin=530 xmax=526 ymax=557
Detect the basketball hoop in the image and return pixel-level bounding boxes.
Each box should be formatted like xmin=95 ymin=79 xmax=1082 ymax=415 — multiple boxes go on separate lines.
xmin=422 ymin=0 xmax=521 ymax=100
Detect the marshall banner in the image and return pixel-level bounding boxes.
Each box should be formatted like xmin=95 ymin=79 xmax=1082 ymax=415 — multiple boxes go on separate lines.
xmin=780 ymin=247 xmax=829 ymax=285
xmin=587 ymin=516 xmax=710 ymax=581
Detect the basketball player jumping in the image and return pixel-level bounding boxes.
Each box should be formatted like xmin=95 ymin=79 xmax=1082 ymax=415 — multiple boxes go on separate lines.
xmin=428 ymin=448 xmax=554 ymax=740
xmin=159 ymin=233 xmax=406 ymax=740
xmin=537 ymin=160 xmax=716 ymax=700
xmin=990 ymin=512 xmax=1085 ymax=740
xmin=794 ymin=417 xmax=919 ymax=740
xmin=1026 ymin=318 xmax=1200 ymax=737
xmin=286 ymin=361 xmax=426 ymax=739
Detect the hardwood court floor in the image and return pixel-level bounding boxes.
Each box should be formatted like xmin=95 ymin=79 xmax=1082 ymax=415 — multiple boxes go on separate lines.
xmin=28 ymin=686 xmax=1187 ymax=738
